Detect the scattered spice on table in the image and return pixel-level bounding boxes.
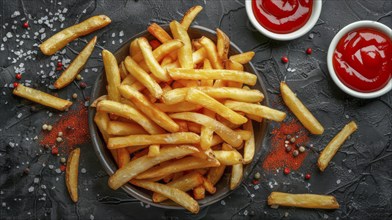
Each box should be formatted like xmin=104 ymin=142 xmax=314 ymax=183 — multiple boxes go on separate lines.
xmin=262 ymin=119 xmax=309 ymax=171
xmin=40 ymin=104 xmax=90 ymax=154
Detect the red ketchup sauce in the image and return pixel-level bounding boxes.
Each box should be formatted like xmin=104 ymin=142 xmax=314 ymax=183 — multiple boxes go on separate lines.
xmin=252 ymin=0 xmax=313 ymax=34
xmin=333 ymin=28 xmax=392 ymax=93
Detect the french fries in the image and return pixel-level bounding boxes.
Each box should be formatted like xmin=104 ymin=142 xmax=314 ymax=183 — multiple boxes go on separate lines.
xmin=119 ymin=85 xmax=179 ymax=132
xmin=280 ymin=82 xmax=324 ymax=134
xmin=97 ymin=100 xmax=164 ymax=134
xmin=148 ymin=145 xmax=160 ymax=157
xmin=181 ymin=5 xmax=203 ymax=30
xmin=13 ymin=84 xmax=72 ymax=111
xmin=318 ymin=121 xmax=357 ymax=171
xmin=243 ymin=120 xmax=255 ymax=164
xmin=54 ymin=36 xmax=97 ymax=89
xmin=185 ymin=88 xmax=248 ymax=125
xmin=108 ymin=145 xmax=198 ymax=190
xmin=224 ymin=100 xmax=286 ymax=122
xmin=168 ymin=68 xmax=257 ymax=86
xmin=40 ymin=15 xmax=111 ymax=55
xmin=199 ymin=36 xmax=223 ymax=69
xmin=155 ymin=102 xmax=202 ymax=112
xmin=138 ymin=37 xmax=170 ymax=81
xmin=268 ymin=192 xmax=340 ymax=209
xmin=136 ymin=156 xmax=220 ymax=180
xmin=103 ymin=50 xmax=121 ymax=102
xmin=108 ymin=132 xmax=200 ymax=149
xmin=169 ymin=112 xmax=243 ymax=148
xmin=147 ymin=23 xmax=173 ymax=43
xmin=131 ymin=179 xmax=199 ymax=213
xmin=107 ymin=121 xmax=147 ymax=136
xmin=229 ymin=51 xmax=255 ymax=64
xmin=216 ymin=28 xmax=230 ymax=61
xmin=170 ymin=21 xmax=193 ymax=68
xmin=66 ymin=148 xmax=80 ymax=203
xmin=213 ymin=150 xmax=243 ymax=165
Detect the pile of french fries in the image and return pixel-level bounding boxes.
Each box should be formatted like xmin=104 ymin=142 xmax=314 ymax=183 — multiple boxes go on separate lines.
xmin=91 ymin=6 xmax=289 ymax=213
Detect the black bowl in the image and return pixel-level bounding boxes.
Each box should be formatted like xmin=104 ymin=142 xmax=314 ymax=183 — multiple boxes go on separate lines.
xmin=88 ymin=25 xmax=270 ymax=210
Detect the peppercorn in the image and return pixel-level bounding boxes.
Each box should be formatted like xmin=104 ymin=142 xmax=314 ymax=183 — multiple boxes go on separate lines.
xmin=306 ymin=48 xmax=312 ymax=54
xmin=305 ymin=173 xmax=311 ymax=180
xmin=290 ymin=137 xmax=296 ymax=143
xmin=293 ymin=150 xmax=299 ymax=157
xmin=254 ymin=172 xmax=261 ymax=180
xmin=23 ymin=167 xmax=30 ymax=175
xmin=285 ymin=146 xmax=292 ymax=152
xmin=281 ymin=56 xmax=288 ymax=63
xmin=42 ymin=124 xmax=48 ymax=130
xmin=79 ymin=82 xmax=87 ymax=89
xmin=58 ymin=132 xmax=63 ymax=137
xmin=57 ymin=61 xmax=63 ymax=67
xmin=13 ymin=82 xmax=19 ymax=88
xmin=72 ymin=93 xmax=78 ymax=99
xmin=286 ymin=135 xmax=291 ymax=140
xmin=15 ymin=73 xmax=22 ymax=80
xmin=60 ymin=157 xmax=66 ymax=163
xmin=76 ymin=74 xmax=82 ymax=80
xmin=283 ymin=167 xmax=290 ymax=175
xmin=47 ymin=125 xmax=53 ymax=131
xmin=22 ymin=21 xmax=29 ymax=28
xmin=299 ymin=146 xmax=306 ymax=153
xmin=56 ymin=137 xmax=63 ymax=142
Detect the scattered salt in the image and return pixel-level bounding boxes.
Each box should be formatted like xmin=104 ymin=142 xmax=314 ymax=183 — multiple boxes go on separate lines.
xmin=90 ymin=215 xmax=95 ymax=220
xmin=221 ymin=200 xmax=226 ymax=205
xmin=119 ymin=31 xmax=124 ymax=37
xmin=34 ymin=177 xmax=39 ymax=183
xmin=55 ymin=168 xmax=61 ymax=173
xmin=17 ymin=113 xmax=22 ymax=118
xmin=6 ymin=32 xmax=13 ymax=38
xmin=28 ymin=186 xmax=34 ymax=192
xmin=81 ymin=168 xmax=87 ymax=174
xmin=336 ymin=179 xmax=341 ymax=184
xmin=243 ymin=210 xmax=248 ymax=216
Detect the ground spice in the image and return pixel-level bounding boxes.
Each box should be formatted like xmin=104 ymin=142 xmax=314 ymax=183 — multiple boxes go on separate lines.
xmin=262 ymin=119 xmax=310 ymax=171
xmin=40 ymin=104 xmax=90 ymax=154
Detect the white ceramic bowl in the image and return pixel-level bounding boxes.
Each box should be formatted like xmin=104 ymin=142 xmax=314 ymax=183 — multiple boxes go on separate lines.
xmin=245 ymin=0 xmax=322 ymax=41
xmin=327 ymin=20 xmax=392 ymax=99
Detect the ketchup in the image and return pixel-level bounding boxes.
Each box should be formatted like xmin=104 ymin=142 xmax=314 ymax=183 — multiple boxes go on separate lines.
xmin=252 ymin=0 xmax=313 ymax=34
xmin=333 ymin=28 xmax=392 ymax=93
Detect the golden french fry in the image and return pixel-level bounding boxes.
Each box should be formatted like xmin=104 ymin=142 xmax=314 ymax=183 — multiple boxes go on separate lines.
xmin=90 ymin=95 xmax=107 ymax=107
xmin=119 ymin=85 xmax=179 ymax=132
xmin=230 ymin=163 xmax=243 ymax=190
xmin=235 ymin=129 xmax=252 ymax=141
xmin=225 ymin=100 xmax=286 ymax=122
xmin=133 ymin=39 xmax=183 ymax=64
xmin=117 ymin=148 xmax=130 ymax=168
xmin=54 ymin=36 xmax=97 ymax=89
xmin=138 ymin=37 xmax=170 ymax=81
xmin=127 ymin=145 xmax=148 ymax=155
xmin=187 ymin=122 xmax=202 ymax=133
xmin=153 ymin=171 xmax=204 ymax=202
xmin=225 ymin=59 xmax=244 ymax=88
xmin=136 ymin=156 xmax=220 ymax=179
xmin=40 ymin=15 xmax=111 ymax=55
xmin=119 ymin=61 xmax=128 ymax=80
xmin=246 ymin=113 xmax=263 ymax=122
xmin=201 ymin=59 xmax=214 ymax=86
xmin=318 ymin=121 xmax=357 ymax=171
xmin=147 ymin=23 xmax=173 ymax=43
xmin=280 ymin=82 xmax=324 ymax=134
xmin=13 ymin=84 xmax=72 ymax=111
xmin=200 ymin=109 xmax=215 ymax=150
xmin=268 ymin=192 xmax=340 ymax=209
xmin=107 ymin=121 xmax=147 ymax=136
xmin=207 ymin=165 xmax=226 ymax=185
xmin=216 ymin=28 xmax=230 ymax=62
xmin=124 ymin=56 xmax=163 ymax=99
xmin=147 ymin=144 xmax=160 ymax=158
xmin=102 ymin=50 xmax=121 ymax=102
xmin=121 ymin=74 xmax=137 ymax=86
xmin=192 ymin=47 xmax=207 ymax=65
xmin=213 ymin=150 xmax=243 ymax=165
xmin=181 ymin=5 xmax=203 ymax=30
xmin=170 ymin=21 xmax=193 ymax=69
xmin=229 ymin=51 xmax=255 ymax=64
xmin=131 ymin=179 xmax=199 ymax=214
xmin=162 ymin=87 xmax=263 ymax=105
xmin=243 ymin=120 xmax=255 ymax=164
xmin=94 ymin=111 xmax=110 ymax=143
xmin=211 ymin=135 xmax=224 ymax=146
xmin=193 ymin=185 xmax=206 ymax=200
xmin=168 ymin=68 xmax=257 ymax=86
xmin=155 ymin=102 xmax=202 ymax=113
xmin=97 ymin=100 xmax=164 ymax=135
xmin=109 ymin=145 xmax=198 ymax=190
xmin=202 ymin=176 xmax=216 ymax=194
xmin=108 ymin=132 xmax=200 ymax=149
xmin=185 ymin=88 xmax=247 ymax=125
xmin=66 ymin=148 xmax=80 ymax=203
xmin=129 ymin=39 xmax=141 ymax=56
xmin=170 ymin=112 xmax=243 ymax=148
xmin=199 ymin=36 xmax=223 ymax=69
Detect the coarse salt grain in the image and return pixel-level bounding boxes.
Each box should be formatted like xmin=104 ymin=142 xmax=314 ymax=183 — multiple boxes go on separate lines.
xmin=28 ymin=186 xmax=34 ymax=192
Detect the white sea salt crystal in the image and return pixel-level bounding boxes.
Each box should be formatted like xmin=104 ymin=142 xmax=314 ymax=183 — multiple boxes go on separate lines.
xmin=90 ymin=215 xmax=94 ymax=220
xmin=336 ymin=179 xmax=341 ymax=184
xmin=221 ymin=200 xmax=226 ymax=205
xmin=119 ymin=30 xmax=124 ymax=37
xmin=41 ymin=185 xmax=47 ymax=189
xmin=6 ymin=32 xmax=13 ymax=38
xmin=243 ymin=210 xmax=248 ymax=216
xmin=28 ymin=186 xmax=34 ymax=192
xmin=11 ymin=11 xmax=20 ymax=18
xmin=34 ymin=177 xmax=39 ymax=183
xmin=81 ymin=168 xmax=87 ymax=173
xmin=2 ymin=202 xmax=6 ymax=207
xmin=48 ymin=165 xmax=54 ymax=169
xmin=3 ymin=37 xmax=7 ymax=42
xmin=55 ymin=168 xmax=61 ymax=173
xmin=112 ymin=40 xmax=115 ymax=45
xmin=9 ymin=142 xmax=15 ymax=148
xmin=112 ymin=33 xmax=116 ymax=37
xmin=17 ymin=113 xmax=22 ymax=118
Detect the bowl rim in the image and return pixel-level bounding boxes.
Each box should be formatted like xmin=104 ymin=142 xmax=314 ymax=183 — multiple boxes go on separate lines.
xmin=327 ymin=20 xmax=392 ymax=99
xmin=245 ymin=0 xmax=322 ymax=41
xmin=88 ymin=25 xmax=270 ymax=211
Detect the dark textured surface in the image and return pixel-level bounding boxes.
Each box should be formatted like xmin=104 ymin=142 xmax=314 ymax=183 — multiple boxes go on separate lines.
xmin=0 ymin=0 xmax=391 ymax=219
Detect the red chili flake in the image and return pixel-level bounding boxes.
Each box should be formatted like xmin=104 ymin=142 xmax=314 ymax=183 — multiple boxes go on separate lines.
xmin=56 ymin=67 xmax=62 ymax=71
xmin=51 ymin=146 xmax=59 ymax=155
xmin=252 ymin=179 xmax=259 ymax=185
xmin=57 ymin=61 xmax=63 ymax=67
xmin=13 ymin=82 xmax=19 ymax=88
xmin=305 ymin=173 xmax=311 ymax=180
xmin=15 ymin=73 xmax=22 ymax=80
xmin=60 ymin=164 xmax=66 ymax=172
xmin=306 ymin=48 xmax=312 ymax=54
xmin=283 ymin=167 xmax=290 ymax=175
xmin=281 ymin=56 xmax=288 ymax=63
xmin=149 ymin=40 xmax=161 ymax=50
xmin=22 ymin=21 xmax=29 ymax=28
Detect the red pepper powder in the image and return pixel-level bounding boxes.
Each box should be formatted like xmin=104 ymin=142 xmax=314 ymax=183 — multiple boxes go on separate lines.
xmin=262 ymin=119 xmax=309 ymax=171
xmin=40 ymin=105 xmax=90 ymax=154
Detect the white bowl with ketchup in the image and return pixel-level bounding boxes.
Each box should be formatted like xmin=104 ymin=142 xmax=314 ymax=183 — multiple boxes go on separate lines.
xmin=327 ymin=21 xmax=392 ymax=99
xmin=245 ymin=0 xmax=322 ymax=40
